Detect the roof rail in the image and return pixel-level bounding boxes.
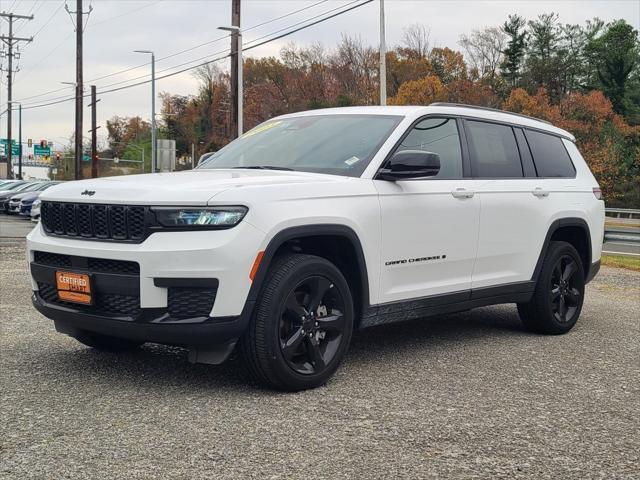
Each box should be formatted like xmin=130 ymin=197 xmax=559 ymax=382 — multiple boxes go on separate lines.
xmin=429 ymin=102 xmax=553 ymax=125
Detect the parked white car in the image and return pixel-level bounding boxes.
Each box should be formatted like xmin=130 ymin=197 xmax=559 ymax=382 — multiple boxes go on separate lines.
xmin=30 ymin=198 xmax=42 ymax=222
xmin=27 ymin=104 xmax=605 ymax=390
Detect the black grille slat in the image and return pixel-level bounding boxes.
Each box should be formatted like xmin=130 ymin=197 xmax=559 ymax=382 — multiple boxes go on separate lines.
xmin=128 ymin=207 xmax=145 ymax=240
xmin=110 ymin=206 xmax=127 ymax=239
xmin=77 ymin=204 xmax=93 ymax=237
xmin=93 ymin=205 xmax=109 ymax=238
xmin=62 ymin=204 xmax=78 ymax=236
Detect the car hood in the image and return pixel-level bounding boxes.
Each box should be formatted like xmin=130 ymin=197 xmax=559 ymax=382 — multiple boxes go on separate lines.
xmin=11 ymin=191 xmax=41 ymax=202
xmin=39 ymin=169 xmax=347 ymax=205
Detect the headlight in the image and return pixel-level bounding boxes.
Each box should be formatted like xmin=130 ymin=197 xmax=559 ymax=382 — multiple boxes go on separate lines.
xmin=32 ymin=199 xmax=41 ymax=208
xmin=151 ymin=206 xmax=248 ymax=228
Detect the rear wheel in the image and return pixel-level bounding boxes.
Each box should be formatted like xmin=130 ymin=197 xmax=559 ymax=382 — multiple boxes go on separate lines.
xmin=240 ymin=253 xmax=354 ymax=391
xmin=518 ymin=241 xmax=585 ymax=334
xmin=73 ymin=331 xmax=143 ymax=351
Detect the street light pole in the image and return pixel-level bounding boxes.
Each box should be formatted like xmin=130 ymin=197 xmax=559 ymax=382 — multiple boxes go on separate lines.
xmin=379 ymin=0 xmax=387 ymax=106
xmin=7 ymin=101 xmax=22 ymax=179
xmin=134 ymin=50 xmax=156 ymax=172
xmin=218 ymin=26 xmax=243 ymax=136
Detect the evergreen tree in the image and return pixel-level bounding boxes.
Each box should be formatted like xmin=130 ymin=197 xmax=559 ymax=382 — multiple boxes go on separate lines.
xmin=500 ymin=15 xmax=527 ymax=87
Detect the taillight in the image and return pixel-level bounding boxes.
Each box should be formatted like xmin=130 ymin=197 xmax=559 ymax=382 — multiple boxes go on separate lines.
xmin=593 ymin=187 xmax=602 ymax=200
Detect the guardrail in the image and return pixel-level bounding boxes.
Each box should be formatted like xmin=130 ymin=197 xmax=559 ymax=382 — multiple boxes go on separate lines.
xmin=605 ymin=208 xmax=640 ymax=220
xmin=604 ymin=228 xmax=640 ymax=244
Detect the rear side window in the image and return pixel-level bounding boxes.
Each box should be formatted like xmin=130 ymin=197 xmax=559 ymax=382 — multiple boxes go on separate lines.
xmin=395 ymin=117 xmax=463 ymax=179
xmin=465 ymin=120 xmax=523 ymax=178
xmin=524 ymin=130 xmax=576 ymax=177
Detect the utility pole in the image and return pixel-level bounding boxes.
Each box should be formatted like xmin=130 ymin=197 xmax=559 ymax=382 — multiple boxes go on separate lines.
xmin=88 ymin=85 xmax=100 ymax=178
xmin=379 ymin=0 xmax=386 ymax=106
xmin=230 ymin=0 xmax=240 ymax=138
xmin=17 ymin=103 xmax=22 ymax=179
xmin=134 ymin=50 xmax=156 ymax=172
xmin=66 ymin=0 xmax=92 ymax=180
xmin=0 ymin=12 xmax=33 ymax=179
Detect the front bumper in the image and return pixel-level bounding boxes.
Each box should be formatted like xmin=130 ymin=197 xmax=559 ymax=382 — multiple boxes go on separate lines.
xmin=32 ymin=293 xmax=252 ymax=349
xmin=27 ymin=221 xmax=265 ymax=317
xmin=27 ymin=220 xmax=266 ymax=359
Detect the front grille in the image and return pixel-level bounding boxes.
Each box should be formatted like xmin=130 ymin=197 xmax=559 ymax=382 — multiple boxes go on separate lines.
xmin=33 ymin=251 xmax=139 ymax=275
xmin=168 ymin=288 xmax=217 ymax=319
xmin=41 ymin=202 xmax=147 ymax=242
xmin=37 ymin=282 xmax=141 ymax=317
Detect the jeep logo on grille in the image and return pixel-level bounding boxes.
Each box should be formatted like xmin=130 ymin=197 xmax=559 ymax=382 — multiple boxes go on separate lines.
xmin=81 ymin=190 xmax=95 ymax=196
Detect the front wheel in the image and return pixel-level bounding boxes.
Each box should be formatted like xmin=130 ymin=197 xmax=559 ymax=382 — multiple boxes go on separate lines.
xmin=240 ymin=253 xmax=354 ymax=391
xmin=518 ymin=241 xmax=585 ymax=334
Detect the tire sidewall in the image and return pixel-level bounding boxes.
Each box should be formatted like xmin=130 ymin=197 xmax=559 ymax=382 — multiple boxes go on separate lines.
xmin=257 ymin=255 xmax=354 ymax=390
xmin=538 ymin=242 xmax=585 ymax=332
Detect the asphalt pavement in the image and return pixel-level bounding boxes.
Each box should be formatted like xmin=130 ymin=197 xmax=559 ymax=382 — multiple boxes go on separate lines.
xmin=1 ymin=237 xmax=639 ymax=479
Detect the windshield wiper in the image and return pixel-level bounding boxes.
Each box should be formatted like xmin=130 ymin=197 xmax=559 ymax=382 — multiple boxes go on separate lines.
xmin=233 ymin=165 xmax=294 ymax=171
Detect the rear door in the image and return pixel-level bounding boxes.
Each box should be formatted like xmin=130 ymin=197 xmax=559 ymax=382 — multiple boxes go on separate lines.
xmin=464 ymin=120 xmax=558 ymax=290
xmin=374 ymin=116 xmax=480 ymax=304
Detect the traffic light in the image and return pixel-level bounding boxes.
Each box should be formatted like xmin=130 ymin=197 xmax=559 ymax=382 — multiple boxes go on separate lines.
xmin=27 ymin=139 xmax=32 ymax=147
xmin=40 ymin=139 xmax=46 ymax=148
xmin=55 ymin=153 xmax=61 ymax=162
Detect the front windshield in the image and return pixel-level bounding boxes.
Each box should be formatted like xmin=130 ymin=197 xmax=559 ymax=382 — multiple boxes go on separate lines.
xmin=1 ymin=182 xmax=26 ymax=191
xmin=197 ymin=114 xmax=402 ymax=177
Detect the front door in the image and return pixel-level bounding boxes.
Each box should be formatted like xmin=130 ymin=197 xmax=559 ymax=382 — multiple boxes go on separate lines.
xmin=374 ymin=117 xmax=480 ymax=304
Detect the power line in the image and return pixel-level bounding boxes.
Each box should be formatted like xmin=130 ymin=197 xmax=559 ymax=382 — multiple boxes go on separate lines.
xmin=17 ymin=0 xmax=374 ymax=111
xmin=29 ymin=1 xmax=66 ymax=40
xmin=14 ymin=0 xmax=332 ymax=103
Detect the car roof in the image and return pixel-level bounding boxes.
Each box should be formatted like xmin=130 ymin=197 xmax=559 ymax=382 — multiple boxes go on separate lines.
xmin=276 ymin=104 xmax=574 ymax=141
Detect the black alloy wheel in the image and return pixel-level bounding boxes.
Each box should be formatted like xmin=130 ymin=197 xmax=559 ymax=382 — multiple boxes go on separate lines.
xmin=240 ymin=253 xmax=354 ymax=391
xmin=549 ymin=254 xmax=582 ymax=324
xmin=518 ymin=241 xmax=585 ymax=335
xmin=280 ymin=275 xmax=347 ymax=375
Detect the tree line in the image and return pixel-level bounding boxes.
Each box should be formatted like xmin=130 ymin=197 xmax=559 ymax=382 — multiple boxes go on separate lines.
xmin=100 ymin=14 xmax=639 ymax=206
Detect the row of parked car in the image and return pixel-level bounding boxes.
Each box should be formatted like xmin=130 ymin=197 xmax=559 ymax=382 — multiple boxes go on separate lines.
xmin=0 ymin=179 xmax=61 ymax=221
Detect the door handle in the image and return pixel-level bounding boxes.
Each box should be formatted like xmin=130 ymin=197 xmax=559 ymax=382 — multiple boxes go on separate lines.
xmin=451 ymin=187 xmax=474 ymax=199
xmin=532 ymin=187 xmax=550 ymax=198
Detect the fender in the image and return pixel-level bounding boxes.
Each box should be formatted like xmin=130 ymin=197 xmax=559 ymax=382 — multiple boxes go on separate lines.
xmin=531 ymin=217 xmax=593 ymax=283
xmin=245 ymin=223 xmax=371 ymax=308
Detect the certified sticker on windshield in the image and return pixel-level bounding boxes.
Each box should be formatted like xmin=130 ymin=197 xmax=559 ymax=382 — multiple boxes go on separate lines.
xmin=242 ymin=121 xmax=283 ymax=138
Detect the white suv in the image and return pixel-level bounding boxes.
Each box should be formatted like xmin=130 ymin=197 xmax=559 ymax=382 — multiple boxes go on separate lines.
xmin=27 ymin=104 xmax=605 ymax=391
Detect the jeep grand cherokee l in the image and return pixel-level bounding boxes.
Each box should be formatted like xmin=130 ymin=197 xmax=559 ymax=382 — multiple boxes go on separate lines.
xmin=27 ymin=104 xmax=605 ymax=391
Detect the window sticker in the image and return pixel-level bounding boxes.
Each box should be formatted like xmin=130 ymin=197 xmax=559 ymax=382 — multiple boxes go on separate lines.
xmin=241 ymin=121 xmax=283 ymax=138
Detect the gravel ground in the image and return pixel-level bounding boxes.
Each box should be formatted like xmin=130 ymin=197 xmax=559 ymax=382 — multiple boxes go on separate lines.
xmin=1 ymin=238 xmax=639 ymax=479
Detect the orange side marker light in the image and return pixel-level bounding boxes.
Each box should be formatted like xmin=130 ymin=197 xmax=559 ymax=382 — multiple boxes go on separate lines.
xmin=250 ymin=251 xmax=265 ymax=281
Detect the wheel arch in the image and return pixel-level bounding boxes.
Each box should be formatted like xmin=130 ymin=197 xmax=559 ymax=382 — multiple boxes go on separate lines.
xmin=532 ymin=218 xmax=593 ymax=283
xmin=246 ymin=224 xmax=370 ymax=325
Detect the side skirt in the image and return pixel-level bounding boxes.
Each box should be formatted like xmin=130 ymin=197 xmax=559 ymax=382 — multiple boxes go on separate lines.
xmin=360 ymin=281 xmax=535 ymax=329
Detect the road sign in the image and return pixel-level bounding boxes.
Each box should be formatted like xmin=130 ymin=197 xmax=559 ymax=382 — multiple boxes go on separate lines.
xmin=34 ymin=145 xmax=51 ymax=157
xmin=0 ymin=139 xmax=20 ymax=156
xmin=83 ymin=154 xmax=91 ymax=162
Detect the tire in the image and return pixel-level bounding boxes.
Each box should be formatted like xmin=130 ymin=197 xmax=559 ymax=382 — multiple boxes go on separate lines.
xmin=239 ymin=253 xmax=354 ymax=391
xmin=73 ymin=331 xmax=144 ymax=352
xmin=518 ymin=241 xmax=585 ymax=335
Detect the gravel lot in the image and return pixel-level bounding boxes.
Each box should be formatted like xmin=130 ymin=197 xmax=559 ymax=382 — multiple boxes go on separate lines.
xmin=1 ymin=237 xmax=639 ymax=479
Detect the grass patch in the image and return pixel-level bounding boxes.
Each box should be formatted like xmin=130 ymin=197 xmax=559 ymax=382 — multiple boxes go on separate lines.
xmin=601 ymin=254 xmax=640 ymax=272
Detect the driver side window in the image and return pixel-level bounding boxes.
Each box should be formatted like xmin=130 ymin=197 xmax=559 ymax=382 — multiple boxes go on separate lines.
xmin=396 ymin=117 xmax=463 ymax=179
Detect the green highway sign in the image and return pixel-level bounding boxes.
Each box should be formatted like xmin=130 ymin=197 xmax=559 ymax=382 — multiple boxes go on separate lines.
xmin=0 ymin=139 xmax=20 ymax=156
xmin=83 ymin=154 xmax=91 ymax=162
xmin=34 ymin=145 xmax=51 ymax=156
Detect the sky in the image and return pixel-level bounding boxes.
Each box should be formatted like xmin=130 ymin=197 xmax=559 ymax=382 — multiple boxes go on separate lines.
xmin=0 ymin=0 xmax=639 ymax=152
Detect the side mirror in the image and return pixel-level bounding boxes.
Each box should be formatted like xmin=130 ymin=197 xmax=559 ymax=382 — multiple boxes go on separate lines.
xmin=378 ymin=150 xmax=441 ymax=181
